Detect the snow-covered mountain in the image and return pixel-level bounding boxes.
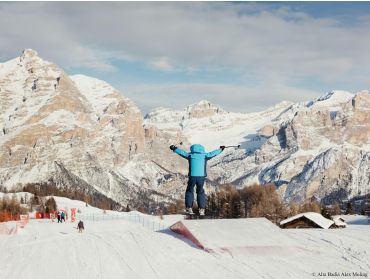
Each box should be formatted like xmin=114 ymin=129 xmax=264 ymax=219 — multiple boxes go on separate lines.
xmin=1 ymin=49 xmax=369 ymax=206
xmin=145 ymin=90 xmax=370 ymax=203
xmin=144 ymin=99 xmax=294 ymax=151
xmin=0 ymin=49 xmax=180 ymax=209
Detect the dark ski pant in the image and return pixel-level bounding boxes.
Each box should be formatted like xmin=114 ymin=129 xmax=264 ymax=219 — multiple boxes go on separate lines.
xmin=185 ymin=176 xmax=206 ymax=209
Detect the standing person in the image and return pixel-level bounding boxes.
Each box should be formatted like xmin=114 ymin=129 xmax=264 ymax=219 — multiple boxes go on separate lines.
xmin=170 ymin=144 xmax=225 ymax=216
xmin=57 ymin=211 xmax=61 ymax=223
xmin=61 ymin=211 xmax=65 ymax=223
xmin=77 ymin=220 xmax=84 ymax=233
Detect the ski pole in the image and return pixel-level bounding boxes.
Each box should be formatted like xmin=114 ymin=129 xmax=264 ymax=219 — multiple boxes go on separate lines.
xmin=171 ymin=141 xmax=183 ymax=147
xmin=224 ymin=145 xmax=241 ymax=148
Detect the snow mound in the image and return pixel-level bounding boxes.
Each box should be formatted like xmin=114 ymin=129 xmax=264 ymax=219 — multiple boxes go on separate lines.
xmin=171 ymin=218 xmax=296 ymax=253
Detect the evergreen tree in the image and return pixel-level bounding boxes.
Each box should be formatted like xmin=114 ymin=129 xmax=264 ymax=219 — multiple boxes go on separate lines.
xmin=345 ymin=201 xmax=353 ymax=215
xmin=332 ymin=202 xmax=341 ymax=215
xmin=45 ymin=197 xmax=57 ymax=213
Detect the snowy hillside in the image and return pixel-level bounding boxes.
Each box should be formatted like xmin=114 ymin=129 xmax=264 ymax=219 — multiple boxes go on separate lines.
xmin=0 ymin=49 xmax=175 ymax=209
xmin=1 ymin=49 xmax=369 ymax=206
xmin=0 ymin=196 xmax=369 ymax=278
xmin=145 ymin=91 xmax=370 ymax=203
xmin=144 ymin=100 xmax=294 ymax=151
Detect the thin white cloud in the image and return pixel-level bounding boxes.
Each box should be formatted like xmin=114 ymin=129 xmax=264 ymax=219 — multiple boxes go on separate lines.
xmin=148 ymin=57 xmax=173 ymax=72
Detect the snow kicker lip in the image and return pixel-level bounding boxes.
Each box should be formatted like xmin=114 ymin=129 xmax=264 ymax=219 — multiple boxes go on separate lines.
xmin=170 ymin=218 xmax=299 ymax=254
xmin=170 ymin=220 xmax=204 ymax=250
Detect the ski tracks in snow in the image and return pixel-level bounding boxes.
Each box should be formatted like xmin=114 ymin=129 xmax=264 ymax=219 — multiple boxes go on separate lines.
xmin=91 ymin=232 xmax=136 ymax=276
xmin=1 ymin=218 xmax=370 ymax=278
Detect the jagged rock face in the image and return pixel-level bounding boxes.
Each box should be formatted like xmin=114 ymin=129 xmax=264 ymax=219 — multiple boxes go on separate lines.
xmin=278 ymin=91 xmax=370 ymax=202
xmin=209 ymin=91 xmax=370 ymax=203
xmin=1 ymin=50 xmax=369 ymax=206
xmin=258 ymin=125 xmax=278 ymax=138
xmin=144 ymin=100 xmax=294 ymax=151
xmin=146 ymin=90 xmax=369 ymax=203
xmin=186 ymin=100 xmax=227 ymax=118
xmin=0 ymin=49 xmax=148 ymax=206
xmin=145 ymin=100 xmax=227 ymax=125
xmin=286 ymin=91 xmax=370 ymax=150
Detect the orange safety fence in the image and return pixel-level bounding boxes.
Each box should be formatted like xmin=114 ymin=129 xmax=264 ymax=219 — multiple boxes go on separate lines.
xmin=0 ymin=212 xmax=21 ymax=222
xmin=35 ymin=212 xmax=51 ymax=219
xmin=0 ymin=208 xmax=76 ymax=235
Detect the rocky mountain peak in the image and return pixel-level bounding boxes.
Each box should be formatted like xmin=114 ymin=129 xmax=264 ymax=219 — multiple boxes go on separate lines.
xmin=19 ymin=49 xmax=42 ymax=63
xmin=309 ymin=90 xmax=355 ymax=109
xmin=22 ymin=48 xmax=38 ymax=56
xmin=0 ymin=50 xmax=146 ymax=206
xmin=186 ymin=100 xmax=226 ymax=118
xmin=1 ymin=50 xmax=369 ymax=207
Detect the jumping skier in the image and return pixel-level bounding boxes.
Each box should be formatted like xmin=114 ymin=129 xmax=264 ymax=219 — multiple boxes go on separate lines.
xmin=170 ymin=144 xmax=225 ymax=216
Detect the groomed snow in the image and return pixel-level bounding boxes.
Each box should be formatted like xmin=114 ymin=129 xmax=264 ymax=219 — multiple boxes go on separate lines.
xmin=172 ymin=218 xmax=296 ymax=252
xmin=1 ymin=197 xmax=369 ymax=278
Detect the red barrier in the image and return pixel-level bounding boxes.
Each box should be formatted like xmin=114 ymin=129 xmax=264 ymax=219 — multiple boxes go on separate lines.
xmin=35 ymin=212 xmax=43 ymax=219
xmin=71 ymin=208 xmax=76 ymax=223
xmin=0 ymin=212 xmax=22 ymax=222
xmin=35 ymin=212 xmax=52 ymax=219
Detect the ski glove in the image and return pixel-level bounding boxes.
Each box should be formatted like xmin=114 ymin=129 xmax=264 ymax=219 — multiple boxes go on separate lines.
xmin=220 ymin=146 xmax=225 ymax=151
xmin=170 ymin=145 xmax=177 ymax=151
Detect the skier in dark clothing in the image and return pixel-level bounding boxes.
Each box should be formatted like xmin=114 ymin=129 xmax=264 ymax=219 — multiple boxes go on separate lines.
xmin=170 ymin=144 xmax=225 ymax=215
xmin=77 ymin=220 xmax=84 ymax=233
xmin=57 ymin=211 xmax=61 ymax=223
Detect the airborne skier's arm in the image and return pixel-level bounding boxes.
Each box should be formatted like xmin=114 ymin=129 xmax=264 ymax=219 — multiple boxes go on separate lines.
xmin=170 ymin=145 xmax=190 ymax=159
xmin=205 ymin=146 xmax=225 ymax=159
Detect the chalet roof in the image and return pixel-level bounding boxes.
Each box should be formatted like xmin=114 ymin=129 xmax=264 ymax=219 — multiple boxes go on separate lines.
xmin=332 ymin=215 xmax=347 ymax=227
xmin=280 ymin=212 xmax=334 ymax=229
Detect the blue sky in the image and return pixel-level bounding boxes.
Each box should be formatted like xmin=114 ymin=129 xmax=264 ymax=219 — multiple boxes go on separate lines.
xmin=1 ymin=2 xmax=370 ymax=114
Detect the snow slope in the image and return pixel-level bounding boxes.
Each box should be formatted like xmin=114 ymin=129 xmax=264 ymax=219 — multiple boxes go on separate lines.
xmin=0 ymin=197 xmax=369 ymax=278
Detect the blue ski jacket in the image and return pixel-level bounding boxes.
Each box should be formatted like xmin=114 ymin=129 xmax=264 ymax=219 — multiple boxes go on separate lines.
xmin=173 ymin=144 xmax=223 ymax=177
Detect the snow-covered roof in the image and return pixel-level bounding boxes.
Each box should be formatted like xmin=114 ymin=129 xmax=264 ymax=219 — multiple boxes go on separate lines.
xmin=332 ymin=216 xmax=347 ymax=227
xmin=280 ymin=212 xmax=334 ymax=229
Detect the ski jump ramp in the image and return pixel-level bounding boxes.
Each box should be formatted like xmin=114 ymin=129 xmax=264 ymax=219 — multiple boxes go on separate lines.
xmin=170 ymin=218 xmax=297 ymax=254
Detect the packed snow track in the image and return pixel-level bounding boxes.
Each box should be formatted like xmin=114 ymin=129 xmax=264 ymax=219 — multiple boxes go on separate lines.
xmin=0 ymin=216 xmax=369 ymax=278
